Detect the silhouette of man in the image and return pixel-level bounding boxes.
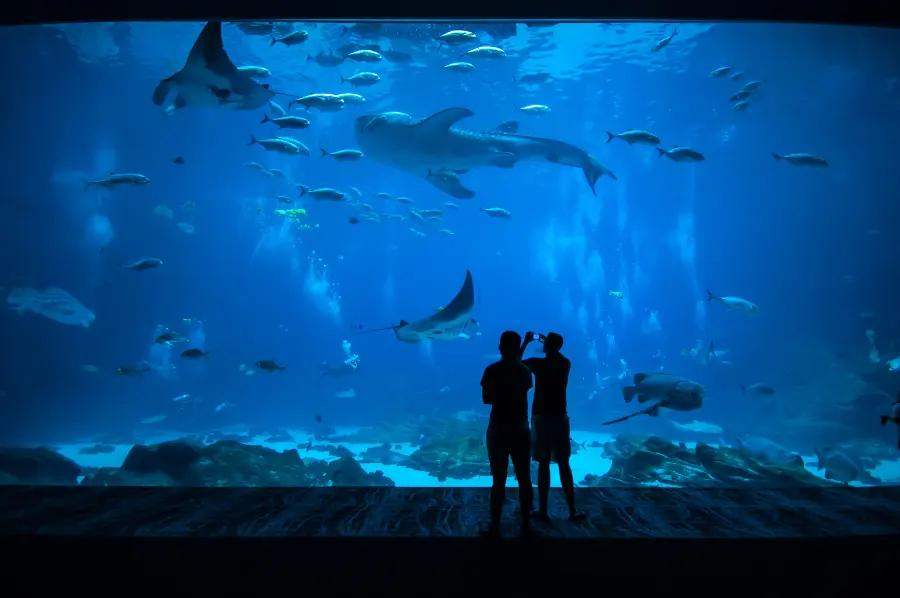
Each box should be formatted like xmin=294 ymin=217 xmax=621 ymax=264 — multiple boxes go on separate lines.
xmin=520 ymin=331 xmax=585 ymax=522
xmin=480 ymin=330 xmax=535 ymax=536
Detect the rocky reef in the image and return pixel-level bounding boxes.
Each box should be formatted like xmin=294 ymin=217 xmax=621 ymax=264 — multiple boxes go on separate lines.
xmin=582 ymin=434 xmax=835 ymax=488
xmin=0 ymin=440 xmax=394 ymax=488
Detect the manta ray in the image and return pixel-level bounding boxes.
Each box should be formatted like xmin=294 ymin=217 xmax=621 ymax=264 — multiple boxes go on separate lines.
xmin=151 ymin=22 xmax=276 ymax=113
xmin=353 ymin=107 xmax=616 ymax=199
xmin=357 ymin=270 xmax=476 ymax=343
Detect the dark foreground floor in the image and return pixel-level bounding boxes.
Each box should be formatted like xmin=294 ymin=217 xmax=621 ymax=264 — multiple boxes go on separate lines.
xmin=3 ymin=485 xmax=899 ymax=591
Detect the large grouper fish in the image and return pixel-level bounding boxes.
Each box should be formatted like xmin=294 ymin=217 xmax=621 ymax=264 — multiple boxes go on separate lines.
xmin=353 ymin=107 xmax=617 ymax=199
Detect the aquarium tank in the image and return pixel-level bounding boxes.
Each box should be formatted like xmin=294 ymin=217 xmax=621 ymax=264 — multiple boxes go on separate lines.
xmin=0 ymin=20 xmax=898 ymax=490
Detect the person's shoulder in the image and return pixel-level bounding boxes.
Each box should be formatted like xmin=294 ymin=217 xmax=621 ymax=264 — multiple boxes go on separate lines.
xmin=484 ymin=361 xmax=500 ymax=374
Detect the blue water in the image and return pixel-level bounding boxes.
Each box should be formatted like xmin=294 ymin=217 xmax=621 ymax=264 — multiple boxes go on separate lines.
xmin=1 ymin=21 xmax=899 ymax=487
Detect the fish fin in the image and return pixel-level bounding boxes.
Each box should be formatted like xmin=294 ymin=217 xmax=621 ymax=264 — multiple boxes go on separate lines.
xmin=398 ymin=319 xmax=409 ymax=327
xmin=320 ymin=147 xmax=328 ymax=158
xmin=655 ymin=148 xmax=666 ymax=158
xmin=151 ymin=79 xmax=173 ymax=107
xmin=497 ymin=121 xmax=519 ymax=134
xmin=706 ymin=289 xmax=715 ymax=302
xmin=648 ymin=406 xmax=660 ymax=417
xmin=247 ymin=134 xmax=257 ymax=146
xmin=415 ymin=107 xmax=475 ymax=133
xmin=633 ymin=373 xmax=649 ymax=384
xmin=771 ymin=153 xmax=782 ymax=160
xmin=621 ymin=386 xmax=636 ymax=403
xmin=606 ymin=131 xmax=615 ymax=143
xmin=82 ymin=180 xmax=92 ymax=192
xmin=261 ymin=113 xmax=270 ymax=124
xmin=490 ymin=152 xmax=518 ymax=168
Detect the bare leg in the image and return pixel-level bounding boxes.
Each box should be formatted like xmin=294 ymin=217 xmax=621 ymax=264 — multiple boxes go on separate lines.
xmin=537 ymin=460 xmax=551 ymax=516
xmin=558 ymin=459 xmax=585 ymax=520
xmin=490 ymin=471 xmax=507 ymax=528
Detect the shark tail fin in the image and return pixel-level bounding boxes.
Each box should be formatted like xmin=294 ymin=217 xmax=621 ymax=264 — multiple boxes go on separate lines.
xmin=247 ymin=134 xmax=258 ymax=147
xmin=582 ymin=156 xmax=616 ymax=195
xmin=706 ymin=289 xmax=715 ymax=302
xmin=606 ymin=131 xmax=616 ymax=144
xmin=260 ymin=114 xmax=270 ymax=124
xmin=320 ymin=147 xmax=328 ymax=158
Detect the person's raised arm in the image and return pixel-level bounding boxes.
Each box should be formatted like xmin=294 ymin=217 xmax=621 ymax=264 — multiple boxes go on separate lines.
xmin=520 ymin=331 xmax=535 ymax=359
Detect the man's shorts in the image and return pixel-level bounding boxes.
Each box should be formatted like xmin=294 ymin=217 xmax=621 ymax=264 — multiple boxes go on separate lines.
xmin=531 ymin=414 xmax=571 ymax=464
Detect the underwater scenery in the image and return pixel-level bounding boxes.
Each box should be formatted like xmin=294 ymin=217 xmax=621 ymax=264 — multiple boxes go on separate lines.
xmin=1 ymin=20 xmax=899 ymax=490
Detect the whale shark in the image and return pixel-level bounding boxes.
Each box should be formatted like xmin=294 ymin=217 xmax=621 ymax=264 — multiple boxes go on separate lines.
xmin=152 ymin=22 xmax=275 ymax=113
xmin=357 ymin=270 xmax=476 ymax=343
xmin=354 ymin=107 xmax=616 ymax=198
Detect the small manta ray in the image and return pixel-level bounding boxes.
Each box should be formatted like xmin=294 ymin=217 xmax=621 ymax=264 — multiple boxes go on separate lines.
xmin=114 ymin=365 xmax=150 ymax=377
xmin=123 ymin=258 xmax=163 ymax=271
xmin=356 ymin=270 xmax=476 ymax=343
xmin=181 ymin=348 xmax=210 ymax=359
xmin=152 ymin=22 xmax=284 ymax=114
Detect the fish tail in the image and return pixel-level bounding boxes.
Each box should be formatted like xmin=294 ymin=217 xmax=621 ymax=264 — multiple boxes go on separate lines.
xmin=655 ymin=148 xmax=666 ymax=158
xmin=813 ymin=449 xmax=825 ymax=470
xmin=260 ymin=113 xmax=270 ymax=124
xmin=605 ymin=131 xmax=615 ymax=144
xmin=581 ymin=155 xmax=615 ymax=196
xmin=247 ymin=134 xmax=258 ymax=146
xmin=771 ymin=153 xmax=782 ymax=160
xmin=340 ymin=75 xmax=346 ymax=84
xmin=706 ymin=289 xmax=715 ymax=302
xmin=269 ymin=36 xmax=277 ymax=47
xmin=82 ymin=180 xmax=92 ymax=192
xmin=320 ymin=147 xmax=328 ymax=158
xmin=340 ymin=25 xmax=349 ymax=37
